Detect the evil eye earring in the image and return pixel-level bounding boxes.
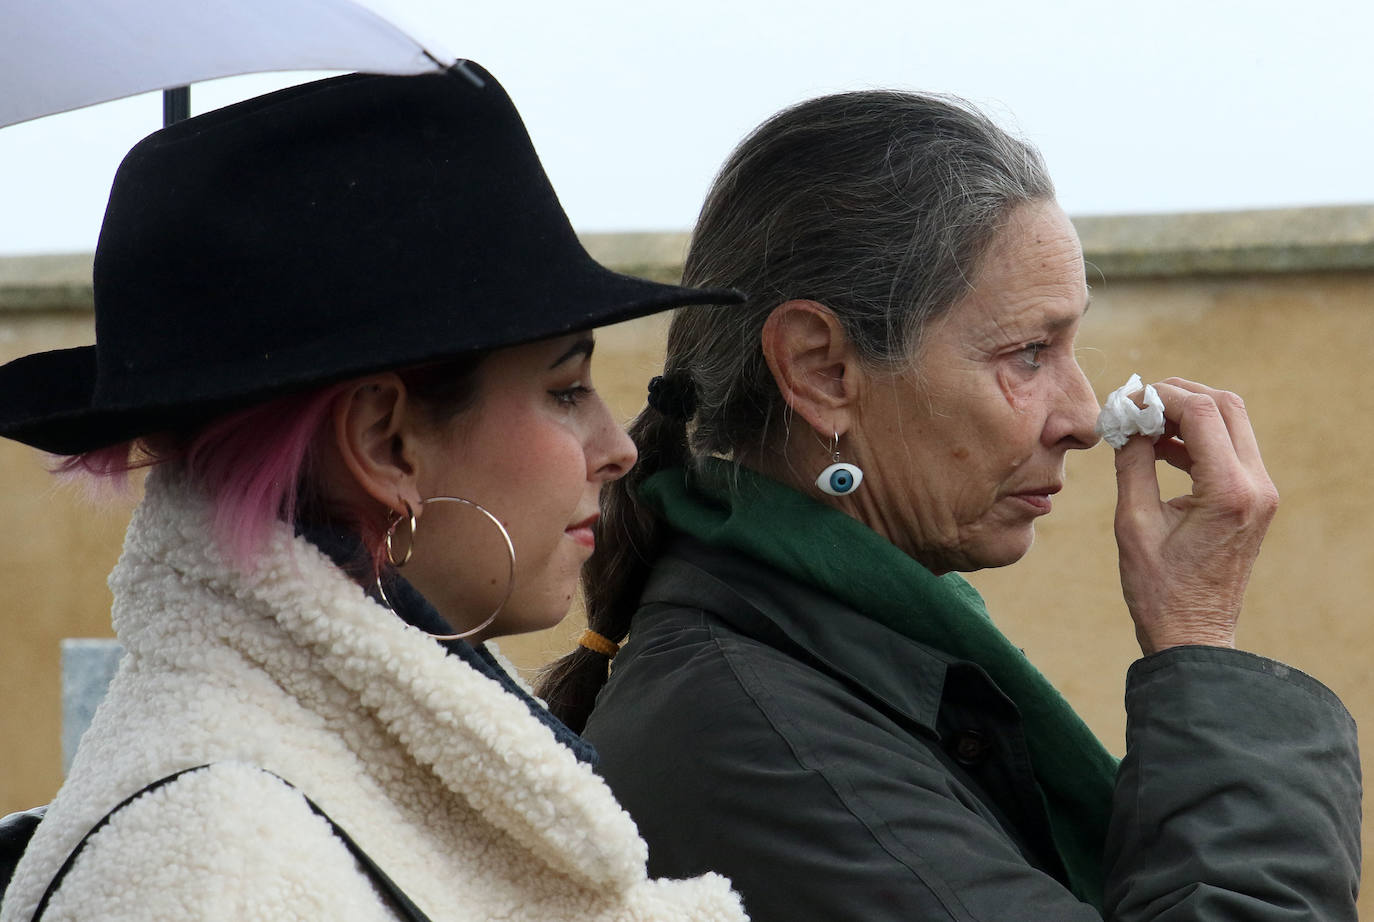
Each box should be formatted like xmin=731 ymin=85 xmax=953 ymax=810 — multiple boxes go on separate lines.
xmin=816 ymin=432 xmax=864 ymax=496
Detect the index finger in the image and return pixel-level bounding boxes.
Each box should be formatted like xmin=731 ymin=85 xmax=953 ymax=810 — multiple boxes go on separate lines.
xmin=1159 ymin=377 xmax=1265 ymax=471
xmin=1148 ymin=382 xmax=1245 ymax=490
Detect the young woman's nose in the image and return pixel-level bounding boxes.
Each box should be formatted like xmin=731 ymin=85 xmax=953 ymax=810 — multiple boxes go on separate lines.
xmin=590 ymin=398 xmax=639 ymax=480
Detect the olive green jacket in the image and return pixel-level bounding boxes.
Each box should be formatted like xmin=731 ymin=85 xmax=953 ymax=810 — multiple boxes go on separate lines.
xmin=585 ymin=537 xmax=1362 ymax=921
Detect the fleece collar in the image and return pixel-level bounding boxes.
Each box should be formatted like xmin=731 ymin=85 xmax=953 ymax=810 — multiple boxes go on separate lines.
xmin=111 ymin=468 xmax=647 ymax=892
xmin=302 ymin=521 xmax=597 ymax=765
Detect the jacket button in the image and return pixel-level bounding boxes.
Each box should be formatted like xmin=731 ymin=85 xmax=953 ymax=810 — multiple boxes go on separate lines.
xmin=953 ymin=730 xmax=990 ymax=766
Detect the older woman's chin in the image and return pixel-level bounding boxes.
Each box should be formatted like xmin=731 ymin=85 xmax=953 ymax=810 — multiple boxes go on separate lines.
xmin=981 ymin=532 xmax=1039 ymax=570
xmin=915 ymin=525 xmax=1038 ymax=574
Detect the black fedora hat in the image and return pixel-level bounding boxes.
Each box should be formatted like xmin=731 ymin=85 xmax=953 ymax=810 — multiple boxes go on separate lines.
xmin=0 ymin=62 xmax=740 ymax=455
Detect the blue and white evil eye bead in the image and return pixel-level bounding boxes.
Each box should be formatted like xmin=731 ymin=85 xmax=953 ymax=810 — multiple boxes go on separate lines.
xmin=816 ymin=462 xmax=863 ymax=496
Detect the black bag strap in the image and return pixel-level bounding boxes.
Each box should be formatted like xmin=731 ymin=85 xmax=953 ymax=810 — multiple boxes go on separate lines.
xmin=32 ymin=764 xmax=435 ymax=922
xmin=1 ymin=806 xmax=47 ymax=899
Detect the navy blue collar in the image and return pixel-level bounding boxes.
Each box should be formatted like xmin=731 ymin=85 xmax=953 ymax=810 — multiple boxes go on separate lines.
xmin=301 ymin=521 xmax=597 ymax=765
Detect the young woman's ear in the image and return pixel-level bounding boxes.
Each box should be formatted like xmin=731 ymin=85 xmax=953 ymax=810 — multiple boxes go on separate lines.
xmin=331 ymin=374 xmax=424 ymax=515
xmin=760 ymin=299 xmax=863 ymax=438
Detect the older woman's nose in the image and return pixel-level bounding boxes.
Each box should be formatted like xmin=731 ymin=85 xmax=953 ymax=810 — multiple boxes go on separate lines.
xmin=1055 ymin=362 xmax=1101 ymax=450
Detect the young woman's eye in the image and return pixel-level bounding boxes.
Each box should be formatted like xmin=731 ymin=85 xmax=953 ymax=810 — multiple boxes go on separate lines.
xmin=550 ymin=385 xmax=594 ymax=407
xmin=1017 ymin=342 xmax=1048 ymax=370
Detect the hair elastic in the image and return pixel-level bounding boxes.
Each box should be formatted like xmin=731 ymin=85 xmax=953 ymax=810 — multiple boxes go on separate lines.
xmin=646 ymin=372 xmax=697 ymax=421
xmin=578 ymin=629 xmax=619 ymax=658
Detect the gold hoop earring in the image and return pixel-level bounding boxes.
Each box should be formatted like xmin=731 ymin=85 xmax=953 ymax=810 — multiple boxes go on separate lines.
xmin=384 ymin=501 xmax=417 ymax=568
xmin=377 ymin=496 xmax=517 ymax=641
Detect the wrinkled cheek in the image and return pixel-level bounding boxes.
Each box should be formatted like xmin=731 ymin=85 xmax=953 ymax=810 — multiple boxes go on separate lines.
xmin=995 ymin=367 xmax=1035 ymax=412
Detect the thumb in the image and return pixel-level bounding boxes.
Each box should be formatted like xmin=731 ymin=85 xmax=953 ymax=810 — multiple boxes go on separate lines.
xmin=1113 ymin=435 xmax=1161 ymax=515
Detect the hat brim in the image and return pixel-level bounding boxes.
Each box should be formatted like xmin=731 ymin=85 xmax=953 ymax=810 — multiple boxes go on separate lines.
xmin=0 ymin=271 xmax=741 ymax=455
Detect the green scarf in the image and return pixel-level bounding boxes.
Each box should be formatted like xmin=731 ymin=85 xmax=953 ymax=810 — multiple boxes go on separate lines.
xmin=640 ymin=459 xmax=1119 ymax=909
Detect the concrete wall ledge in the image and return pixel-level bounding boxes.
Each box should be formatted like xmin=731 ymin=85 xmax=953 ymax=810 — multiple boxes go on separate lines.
xmin=580 ymin=232 xmax=692 ymax=286
xmin=1072 ymin=204 xmax=1374 ymax=278
xmin=0 ymin=252 xmax=94 ymax=312
xmin=4 ymin=204 xmax=1372 ymax=313
xmin=580 ymin=205 xmax=1374 ymax=283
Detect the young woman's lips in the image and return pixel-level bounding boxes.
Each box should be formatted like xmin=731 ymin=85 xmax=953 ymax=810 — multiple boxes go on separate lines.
xmin=565 ymin=514 xmax=598 ymax=548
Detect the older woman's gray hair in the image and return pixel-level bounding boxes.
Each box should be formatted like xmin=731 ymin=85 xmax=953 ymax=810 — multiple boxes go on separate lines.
xmin=540 ymin=88 xmax=1055 ymax=730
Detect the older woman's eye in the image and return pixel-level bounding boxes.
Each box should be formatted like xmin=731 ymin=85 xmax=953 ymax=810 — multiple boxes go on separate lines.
xmin=550 ymin=385 xmax=594 ymax=406
xmin=1018 ymin=342 xmax=1048 ymax=369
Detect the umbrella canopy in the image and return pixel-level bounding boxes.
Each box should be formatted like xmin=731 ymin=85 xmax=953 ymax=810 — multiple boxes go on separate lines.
xmin=2 ymin=0 xmax=455 ymax=128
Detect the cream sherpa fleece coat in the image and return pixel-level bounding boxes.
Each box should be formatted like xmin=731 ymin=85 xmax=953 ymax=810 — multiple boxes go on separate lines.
xmin=1 ymin=471 xmax=745 ymax=922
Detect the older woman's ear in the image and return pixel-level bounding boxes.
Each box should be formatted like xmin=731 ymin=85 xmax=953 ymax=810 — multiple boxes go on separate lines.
xmin=761 ymin=300 xmax=862 ymax=438
xmin=329 ymin=375 xmax=425 ymax=517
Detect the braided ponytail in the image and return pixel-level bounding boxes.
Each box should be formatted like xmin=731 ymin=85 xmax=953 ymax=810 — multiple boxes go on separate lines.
xmin=537 ymin=398 xmax=692 ymax=732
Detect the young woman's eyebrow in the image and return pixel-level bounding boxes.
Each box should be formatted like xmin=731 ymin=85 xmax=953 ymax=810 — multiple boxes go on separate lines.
xmin=549 ymin=337 xmax=595 ymax=369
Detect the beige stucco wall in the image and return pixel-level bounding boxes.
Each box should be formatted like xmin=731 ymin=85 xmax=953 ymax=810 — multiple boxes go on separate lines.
xmin=2 ymin=208 xmax=1369 ymax=911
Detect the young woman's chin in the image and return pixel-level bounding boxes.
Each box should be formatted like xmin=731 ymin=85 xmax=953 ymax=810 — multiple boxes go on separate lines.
xmin=478 ymin=557 xmax=587 ymax=641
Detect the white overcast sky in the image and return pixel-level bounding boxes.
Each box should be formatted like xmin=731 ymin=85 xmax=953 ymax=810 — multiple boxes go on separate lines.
xmin=1 ymin=0 xmax=1371 ymax=255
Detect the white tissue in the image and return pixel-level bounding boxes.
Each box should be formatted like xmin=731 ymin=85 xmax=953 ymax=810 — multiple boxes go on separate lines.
xmin=1095 ymin=373 xmax=1165 ymax=449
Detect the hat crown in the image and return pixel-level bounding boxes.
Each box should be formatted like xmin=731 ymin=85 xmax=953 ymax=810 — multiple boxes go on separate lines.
xmin=92 ymin=67 xmax=577 ymax=405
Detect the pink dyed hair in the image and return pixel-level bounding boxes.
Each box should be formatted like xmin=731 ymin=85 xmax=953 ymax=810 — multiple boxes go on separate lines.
xmin=54 ymin=354 xmax=485 ymax=576
xmin=55 ymin=381 xmax=376 ymax=571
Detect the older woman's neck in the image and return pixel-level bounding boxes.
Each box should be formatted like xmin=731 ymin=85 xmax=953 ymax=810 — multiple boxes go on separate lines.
xmin=736 ymin=444 xmax=959 ymax=576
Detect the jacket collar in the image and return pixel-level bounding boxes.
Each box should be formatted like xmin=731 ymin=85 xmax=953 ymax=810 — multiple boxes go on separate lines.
xmin=642 ymin=535 xmax=965 ymax=737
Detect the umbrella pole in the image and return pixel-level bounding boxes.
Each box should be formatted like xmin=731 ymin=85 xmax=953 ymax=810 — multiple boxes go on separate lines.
xmin=162 ymin=86 xmax=190 ymax=127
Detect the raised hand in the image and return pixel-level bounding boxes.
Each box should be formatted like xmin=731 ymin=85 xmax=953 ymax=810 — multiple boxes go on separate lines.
xmin=1111 ymin=378 xmax=1279 ymax=655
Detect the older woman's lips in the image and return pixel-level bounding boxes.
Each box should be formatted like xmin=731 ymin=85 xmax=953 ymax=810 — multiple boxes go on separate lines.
xmin=565 ymin=514 xmax=598 ymax=548
xmin=1009 ymin=490 xmax=1057 ymax=514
